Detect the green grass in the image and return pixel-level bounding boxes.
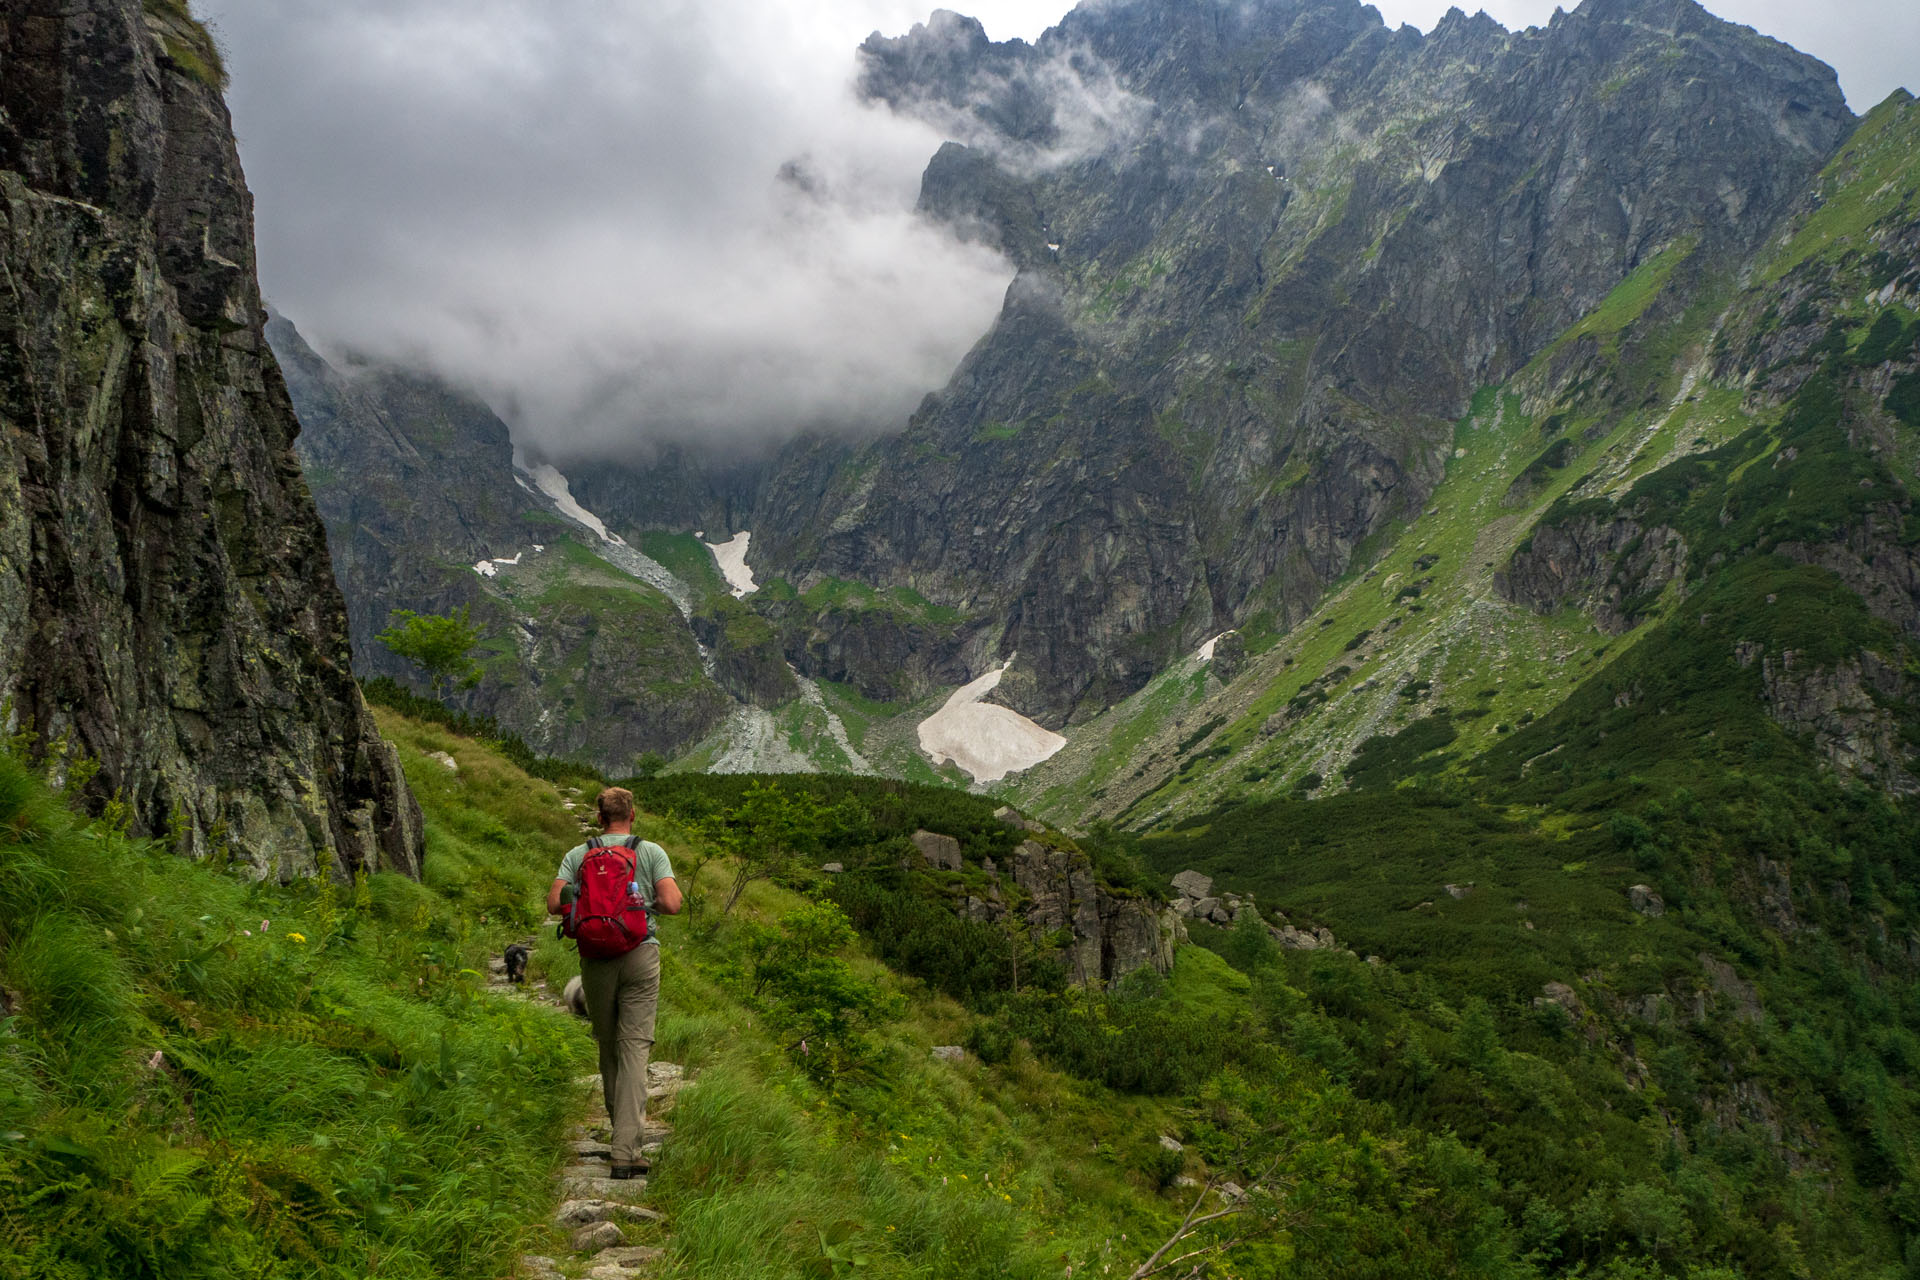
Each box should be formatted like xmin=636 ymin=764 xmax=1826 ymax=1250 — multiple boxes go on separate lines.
xmin=0 ymin=724 xmax=592 ymax=1279
xmin=637 ymin=530 xmax=729 ymax=598
xmin=1758 ymin=93 xmax=1920 ymax=285
xmin=143 ymin=0 xmax=228 ymax=90
xmin=1540 ymin=237 xmax=1697 ymax=362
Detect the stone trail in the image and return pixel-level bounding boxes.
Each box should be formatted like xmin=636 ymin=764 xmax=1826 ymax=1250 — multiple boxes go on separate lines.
xmin=486 ymin=953 xmax=694 ymax=1278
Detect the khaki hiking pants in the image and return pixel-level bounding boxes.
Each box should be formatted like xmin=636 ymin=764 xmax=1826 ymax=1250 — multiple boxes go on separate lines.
xmin=579 ymin=943 xmax=660 ymax=1166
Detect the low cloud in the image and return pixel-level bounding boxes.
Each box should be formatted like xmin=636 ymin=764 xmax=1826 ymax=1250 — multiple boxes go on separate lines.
xmin=200 ymin=0 xmax=1017 ymax=458
xmin=864 ymin=15 xmax=1156 ymax=176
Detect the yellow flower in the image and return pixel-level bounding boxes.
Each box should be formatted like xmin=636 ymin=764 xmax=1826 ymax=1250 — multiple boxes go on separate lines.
xmin=286 ymin=932 xmax=307 ymax=943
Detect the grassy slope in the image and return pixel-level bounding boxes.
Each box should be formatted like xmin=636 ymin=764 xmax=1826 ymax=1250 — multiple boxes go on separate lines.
xmin=1012 ymin=95 xmax=1920 ymax=830
xmin=0 ymin=716 xmax=593 ymax=1279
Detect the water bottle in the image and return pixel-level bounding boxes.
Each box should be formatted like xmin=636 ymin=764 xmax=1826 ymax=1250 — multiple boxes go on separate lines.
xmin=627 ymin=879 xmax=642 ymax=907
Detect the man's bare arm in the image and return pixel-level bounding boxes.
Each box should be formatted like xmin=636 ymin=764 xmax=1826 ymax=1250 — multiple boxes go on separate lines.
xmin=546 ymin=878 xmax=568 ymax=917
xmin=653 ymin=876 xmax=683 ymax=915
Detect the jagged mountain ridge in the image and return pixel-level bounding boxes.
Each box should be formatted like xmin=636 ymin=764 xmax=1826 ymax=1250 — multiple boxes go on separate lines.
xmin=284 ymin=0 xmax=1917 ymax=812
xmin=568 ymin=0 xmax=1854 ymax=732
xmin=1009 ymin=89 xmax=1920 ymax=827
xmin=0 ymin=0 xmax=421 ymax=879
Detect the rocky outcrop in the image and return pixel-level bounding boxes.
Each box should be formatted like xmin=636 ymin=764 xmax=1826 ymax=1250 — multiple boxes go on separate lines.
xmin=911 ymin=829 xmax=963 ymax=871
xmin=1011 ymin=839 xmax=1180 ymax=986
xmin=1498 ymin=515 xmax=1688 ymax=632
xmin=1742 ymin=644 xmax=1919 ymax=795
xmin=958 ymin=838 xmax=1183 ymax=986
xmin=690 ymin=596 xmax=797 ymax=708
xmin=1169 ymin=869 xmax=1339 ymax=950
xmin=0 ymin=1 xmax=421 ymax=879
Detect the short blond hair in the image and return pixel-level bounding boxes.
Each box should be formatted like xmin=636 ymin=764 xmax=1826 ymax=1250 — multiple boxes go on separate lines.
xmin=596 ymin=786 xmax=636 ymax=827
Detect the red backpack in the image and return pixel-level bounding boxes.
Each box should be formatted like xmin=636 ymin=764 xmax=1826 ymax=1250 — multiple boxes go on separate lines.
xmin=562 ymin=835 xmax=651 ymax=960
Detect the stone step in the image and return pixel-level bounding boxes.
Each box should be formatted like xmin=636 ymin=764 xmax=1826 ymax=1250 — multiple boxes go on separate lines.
xmin=556 ymin=1199 xmax=666 ymax=1227
xmin=559 ymin=1172 xmax=650 ymax=1202
xmin=572 ymin=1220 xmax=626 ymax=1251
xmin=585 ymin=1245 xmax=666 ymax=1278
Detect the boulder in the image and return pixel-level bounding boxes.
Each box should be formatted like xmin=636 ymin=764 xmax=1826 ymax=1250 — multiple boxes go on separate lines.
xmin=931 ymin=1045 xmax=965 ymax=1063
xmin=911 ymin=830 xmax=963 ymax=871
xmin=1628 ymin=884 xmax=1666 ymax=917
xmin=994 ymin=806 xmax=1046 ymax=833
xmin=820 ymin=862 xmax=844 ymax=874
xmin=1171 ymin=870 xmax=1214 ymax=900
xmin=1158 ymin=1134 xmax=1184 ymax=1152
xmin=1444 ymin=883 xmax=1472 ymax=899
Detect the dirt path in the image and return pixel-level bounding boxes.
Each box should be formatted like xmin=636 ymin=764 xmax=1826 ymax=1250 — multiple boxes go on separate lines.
xmin=487 ymin=951 xmax=692 ymax=1278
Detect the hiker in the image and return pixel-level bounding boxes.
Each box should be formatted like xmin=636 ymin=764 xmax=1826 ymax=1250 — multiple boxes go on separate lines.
xmin=547 ymin=786 xmax=682 ymax=1178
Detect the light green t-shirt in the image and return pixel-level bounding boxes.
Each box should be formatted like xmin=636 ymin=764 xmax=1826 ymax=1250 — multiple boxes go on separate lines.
xmin=556 ymin=837 xmax=675 ymax=945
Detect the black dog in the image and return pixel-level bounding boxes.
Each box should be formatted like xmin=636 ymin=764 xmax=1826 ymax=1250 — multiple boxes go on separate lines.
xmin=503 ymin=943 xmax=530 ymax=985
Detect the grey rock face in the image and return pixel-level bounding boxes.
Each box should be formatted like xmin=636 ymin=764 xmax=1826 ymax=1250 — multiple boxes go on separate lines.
xmin=269 ymin=314 xmax=536 ymax=681
xmin=911 ymin=829 xmax=964 ymax=871
xmin=711 ymin=0 xmax=1856 ymax=728
xmin=271 ymin=318 xmax=734 ymax=770
xmin=1170 ymin=869 xmax=1214 ymax=900
xmin=1498 ymin=517 xmax=1689 ymax=633
xmin=1012 ymin=838 xmax=1181 ymax=985
xmin=0 ymin=0 xmax=421 ymax=880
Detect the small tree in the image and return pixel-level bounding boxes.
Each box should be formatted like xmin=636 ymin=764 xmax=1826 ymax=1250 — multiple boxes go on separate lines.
xmin=702 ymin=782 xmax=867 ymax=916
xmin=376 ymin=607 xmax=483 ymax=699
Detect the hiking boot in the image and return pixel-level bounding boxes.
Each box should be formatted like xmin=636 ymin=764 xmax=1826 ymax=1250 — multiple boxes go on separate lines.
xmin=609 ymin=1161 xmax=649 ymax=1179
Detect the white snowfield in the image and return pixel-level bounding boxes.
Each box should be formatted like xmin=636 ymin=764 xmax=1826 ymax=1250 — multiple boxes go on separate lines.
xmin=472 ymin=552 xmax=523 ymax=578
xmin=524 ymin=463 xmax=624 ymax=544
xmin=705 ymin=530 xmax=757 ymax=597
xmin=917 ymin=663 xmax=1065 ymax=783
xmin=1196 ymin=630 xmax=1236 ymax=662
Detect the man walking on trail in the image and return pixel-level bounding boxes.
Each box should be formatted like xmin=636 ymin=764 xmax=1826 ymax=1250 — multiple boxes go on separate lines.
xmin=548 ymin=786 xmax=682 ymax=1178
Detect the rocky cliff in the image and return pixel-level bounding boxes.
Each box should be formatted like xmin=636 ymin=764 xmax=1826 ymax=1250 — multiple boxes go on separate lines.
xmin=560 ymin=0 xmax=1853 ymax=734
xmin=0 ymin=0 xmax=421 ymax=878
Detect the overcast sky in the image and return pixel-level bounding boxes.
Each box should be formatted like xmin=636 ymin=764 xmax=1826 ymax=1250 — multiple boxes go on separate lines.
xmin=200 ymin=0 xmax=1914 ymax=459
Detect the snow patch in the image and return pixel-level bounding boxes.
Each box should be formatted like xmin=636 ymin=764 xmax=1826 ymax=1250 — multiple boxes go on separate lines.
xmin=917 ymin=663 xmax=1065 ymax=783
xmin=705 ymin=531 xmax=757 ymax=597
xmin=524 ymin=463 xmax=626 ymax=546
xmin=472 ymin=551 xmax=523 ymax=579
xmin=1196 ymin=630 xmax=1236 ymax=663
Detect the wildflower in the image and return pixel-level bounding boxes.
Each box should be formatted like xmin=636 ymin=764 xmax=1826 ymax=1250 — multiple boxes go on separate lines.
xmin=242 ymin=930 xmax=251 ymax=936
xmin=1003 ymin=1193 xmax=1012 ymax=1202
xmin=261 ymin=920 xmax=270 ymax=931
xmin=146 ymin=1050 xmax=164 ymax=1070
xmin=287 ymin=932 xmax=307 ymax=943
xmin=960 ymin=1174 xmax=968 ymax=1181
